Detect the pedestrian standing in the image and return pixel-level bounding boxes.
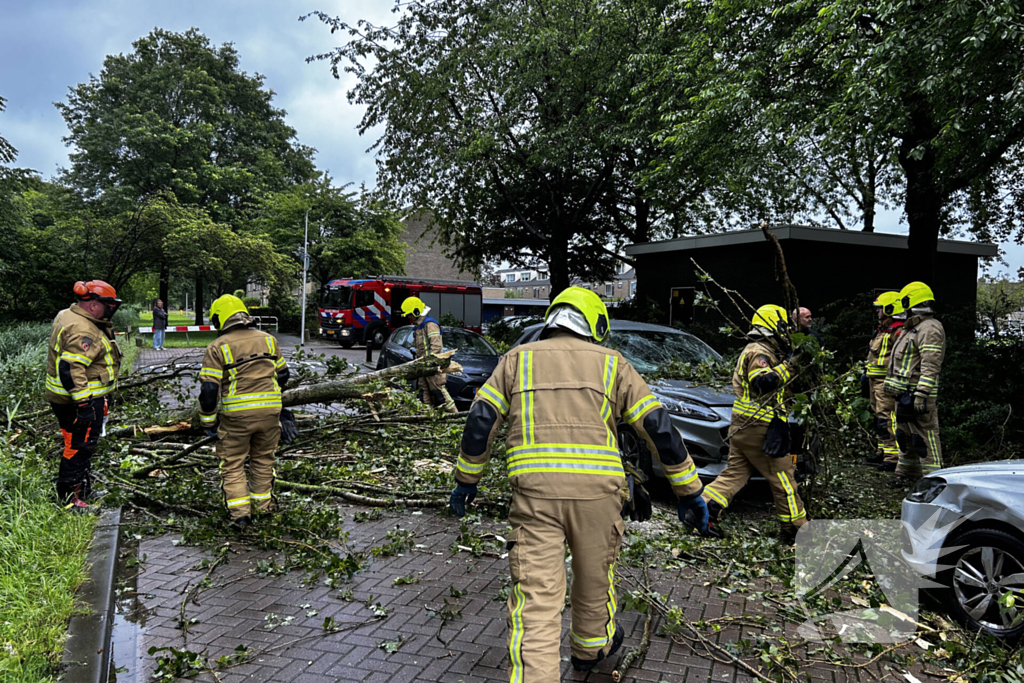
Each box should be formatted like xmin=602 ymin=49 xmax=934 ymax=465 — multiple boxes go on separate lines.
xmin=152 ymin=298 xmax=168 ymax=350
xmin=449 ymin=287 xmax=708 ymax=680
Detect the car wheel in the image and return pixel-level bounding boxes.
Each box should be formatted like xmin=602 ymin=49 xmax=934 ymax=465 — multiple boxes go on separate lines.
xmin=340 ymin=341 xmax=354 ymax=349
xmin=618 ymin=426 xmax=654 ymax=481
xmin=942 ymin=528 xmax=1024 ymax=641
xmin=368 ymin=326 xmax=389 ymax=349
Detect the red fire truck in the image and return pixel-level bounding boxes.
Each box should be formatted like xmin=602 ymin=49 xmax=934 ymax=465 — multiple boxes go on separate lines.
xmin=318 ymin=275 xmax=483 ymax=348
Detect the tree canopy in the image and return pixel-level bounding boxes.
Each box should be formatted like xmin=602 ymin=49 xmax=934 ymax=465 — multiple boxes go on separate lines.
xmin=306 ymin=0 xmax=687 ymax=295
xmin=645 ymin=0 xmax=1024 ymax=280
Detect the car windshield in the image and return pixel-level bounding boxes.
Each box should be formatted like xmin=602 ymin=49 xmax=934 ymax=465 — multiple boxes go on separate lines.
xmin=444 ymin=329 xmax=497 ymax=355
xmin=322 ymin=287 xmax=352 ymax=309
xmin=607 ymin=328 xmax=718 ymax=374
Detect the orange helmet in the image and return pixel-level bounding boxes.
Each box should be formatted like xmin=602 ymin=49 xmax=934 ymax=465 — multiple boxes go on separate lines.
xmin=73 ymin=280 xmax=122 ymax=320
xmin=73 ymin=280 xmax=121 ymax=304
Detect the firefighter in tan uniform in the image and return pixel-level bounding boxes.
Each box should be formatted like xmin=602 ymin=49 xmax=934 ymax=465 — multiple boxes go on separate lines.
xmin=864 ymin=292 xmax=904 ymax=469
xmin=448 ymin=287 xmax=708 ymax=681
xmin=883 ymin=282 xmax=945 ymax=484
xmin=695 ymin=305 xmax=807 ymax=542
xmin=198 ymin=295 xmax=290 ymax=529
xmin=45 ymin=281 xmax=122 ymax=511
xmin=401 ymin=296 xmax=457 ymax=413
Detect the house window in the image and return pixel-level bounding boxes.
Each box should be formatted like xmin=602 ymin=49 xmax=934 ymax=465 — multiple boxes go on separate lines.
xmin=521 ymin=272 xmax=531 ymax=281
xmin=533 ymin=288 xmax=539 ymax=298
xmin=630 ymin=281 xmax=636 ymax=295
xmin=605 ymin=284 xmax=614 ymax=297
xmin=506 ymin=274 xmax=516 ymax=282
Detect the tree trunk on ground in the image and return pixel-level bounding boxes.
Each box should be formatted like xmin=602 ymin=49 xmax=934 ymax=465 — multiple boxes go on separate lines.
xmin=195 ymin=275 xmax=205 ymax=325
xmin=109 ymin=351 xmax=460 ymax=435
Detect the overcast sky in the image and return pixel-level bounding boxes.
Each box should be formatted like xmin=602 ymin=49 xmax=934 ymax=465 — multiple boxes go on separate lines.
xmin=1 ymin=0 xmax=1020 ymax=277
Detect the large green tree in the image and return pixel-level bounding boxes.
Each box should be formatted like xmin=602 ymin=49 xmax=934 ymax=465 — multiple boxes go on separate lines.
xmin=253 ymin=177 xmax=406 ymax=291
xmin=57 ymin=28 xmax=316 ymax=320
xmin=648 ymin=0 xmax=1024 ymax=279
xmin=306 ymin=0 xmax=683 ymax=296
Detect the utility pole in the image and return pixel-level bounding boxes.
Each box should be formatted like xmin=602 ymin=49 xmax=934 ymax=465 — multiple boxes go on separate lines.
xmin=299 ymin=207 xmax=310 ymax=346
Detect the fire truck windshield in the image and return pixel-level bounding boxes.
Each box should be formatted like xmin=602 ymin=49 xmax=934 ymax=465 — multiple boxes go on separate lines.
xmin=322 ymin=287 xmax=353 ymax=309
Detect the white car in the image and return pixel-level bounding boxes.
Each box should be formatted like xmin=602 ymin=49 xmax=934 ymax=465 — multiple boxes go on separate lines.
xmin=901 ymin=461 xmax=1024 ymax=640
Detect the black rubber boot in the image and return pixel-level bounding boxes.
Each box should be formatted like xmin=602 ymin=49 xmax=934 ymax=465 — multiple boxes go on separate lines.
xmin=876 ymin=461 xmax=897 ymax=472
xmin=865 ymin=453 xmax=884 ymax=464
xmin=571 ymin=626 xmax=624 ymax=672
xmin=231 ymin=516 xmax=253 ymax=531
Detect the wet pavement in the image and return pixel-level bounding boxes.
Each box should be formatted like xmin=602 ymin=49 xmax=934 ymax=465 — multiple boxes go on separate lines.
xmin=109 ymin=505 xmax=927 ymax=683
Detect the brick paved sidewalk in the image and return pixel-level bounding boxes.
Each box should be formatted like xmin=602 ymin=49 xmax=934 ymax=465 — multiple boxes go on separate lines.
xmin=127 ymin=506 xmax=918 ymax=683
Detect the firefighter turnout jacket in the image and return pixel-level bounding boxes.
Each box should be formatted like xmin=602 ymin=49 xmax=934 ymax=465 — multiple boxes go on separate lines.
xmin=198 ymin=325 xmax=288 ymax=426
xmin=866 ymin=323 xmax=899 ymax=379
xmin=731 ymin=340 xmax=792 ymax=425
xmin=413 ymin=316 xmax=443 ymax=358
xmin=45 ymin=304 xmax=122 ymax=404
xmin=453 ymin=332 xmax=701 ymax=500
xmin=884 ymin=315 xmax=946 ymax=399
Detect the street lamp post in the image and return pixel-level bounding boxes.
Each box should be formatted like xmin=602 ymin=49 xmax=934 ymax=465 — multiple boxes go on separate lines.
xmin=299 ymin=207 xmax=310 ymax=347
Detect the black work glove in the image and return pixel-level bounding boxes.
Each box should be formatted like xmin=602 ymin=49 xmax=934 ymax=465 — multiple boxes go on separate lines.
xmin=449 ymin=483 xmax=478 ymax=518
xmin=860 ymin=372 xmax=870 ymax=399
xmin=75 ymin=400 xmax=97 ymax=423
xmin=762 ymin=415 xmax=791 ymax=458
xmin=279 ymin=408 xmax=298 ymax=445
xmin=913 ymin=393 xmax=929 ymax=415
xmin=895 ymin=392 xmax=916 ymax=423
xmin=621 ymin=474 xmax=653 ymax=522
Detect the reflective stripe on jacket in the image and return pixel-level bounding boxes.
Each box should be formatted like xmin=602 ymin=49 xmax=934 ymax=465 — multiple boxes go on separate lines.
xmin=198 ymin=329 xmax=285 ymax=424
xmin=413 ymin=317 xmax=443 ymax=359
xmin=731 ymin=340 xmax=791 ymax=424
xmin=884 ymin=315 xmax=945 ymax=396
xmin=45 ymin=305 xmax=122 ymax=404
xmin=866 ymin=323 xmax=902 ymax=377
xmin=453 ymin=332 xmax=701 ymax=500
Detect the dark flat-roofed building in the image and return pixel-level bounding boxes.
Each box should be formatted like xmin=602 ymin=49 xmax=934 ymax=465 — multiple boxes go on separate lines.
xmin=625 ymin=225 xmax=997 ymax=327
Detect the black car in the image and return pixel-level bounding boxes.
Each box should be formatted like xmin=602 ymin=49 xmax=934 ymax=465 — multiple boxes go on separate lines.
xmin=375 ymin=325 xmax=500 ymax=410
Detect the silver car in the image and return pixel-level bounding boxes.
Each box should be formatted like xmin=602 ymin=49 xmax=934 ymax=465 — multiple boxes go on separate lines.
xmin=511 ymin=321 xmax=734 ymax=480
xmin=901 ymin=461 xmax=1024 ymax=640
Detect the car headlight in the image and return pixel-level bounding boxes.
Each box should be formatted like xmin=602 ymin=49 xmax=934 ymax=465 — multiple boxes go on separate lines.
xmin=447 ymin=370 xmax=467 ymax=379
xmin=906 ymin=477 xmax=946 ymax=503
xmin=659 ymin=397 xmax=719 ymax=422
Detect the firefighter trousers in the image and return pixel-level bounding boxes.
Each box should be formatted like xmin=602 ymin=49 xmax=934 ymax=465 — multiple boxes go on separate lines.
xmin=216 ymin=412 xmax=281 ymax=519
xmin=506 ymin=491 xmax=625 ymax=682
xmin=418 ymin=374 xmax=457 ymax=413
xmin=895 ymin=404 xmax=941 ymax=479
xmin=50 ymin=397 xmax=105 ymax=502
xmin=702 ymin=421 xmax=807 ymax=532
xmin=869 ymin=378 xmax=899 ymax=464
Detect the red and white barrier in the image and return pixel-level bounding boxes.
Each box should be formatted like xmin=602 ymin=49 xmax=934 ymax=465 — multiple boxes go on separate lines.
xmin=136 ymin=326 xmax=214 ymax=333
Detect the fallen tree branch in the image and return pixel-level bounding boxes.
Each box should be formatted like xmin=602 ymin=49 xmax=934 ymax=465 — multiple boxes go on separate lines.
xmin=276 ymin=478 xmax=448 ymax=508
xmin=107 ymin=352 xmax=461 ymax=434
xmin=131 ymin=435 xmax=218 ymax=479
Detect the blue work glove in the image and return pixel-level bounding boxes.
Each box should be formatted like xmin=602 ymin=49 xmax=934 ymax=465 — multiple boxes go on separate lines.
xmin=449 ymin=483 xmax=478 ymax=518
xmin=205 ymin=428 xmax=218 ymax=439
xmin=678 ymin=493 xmax=709 ymax=534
